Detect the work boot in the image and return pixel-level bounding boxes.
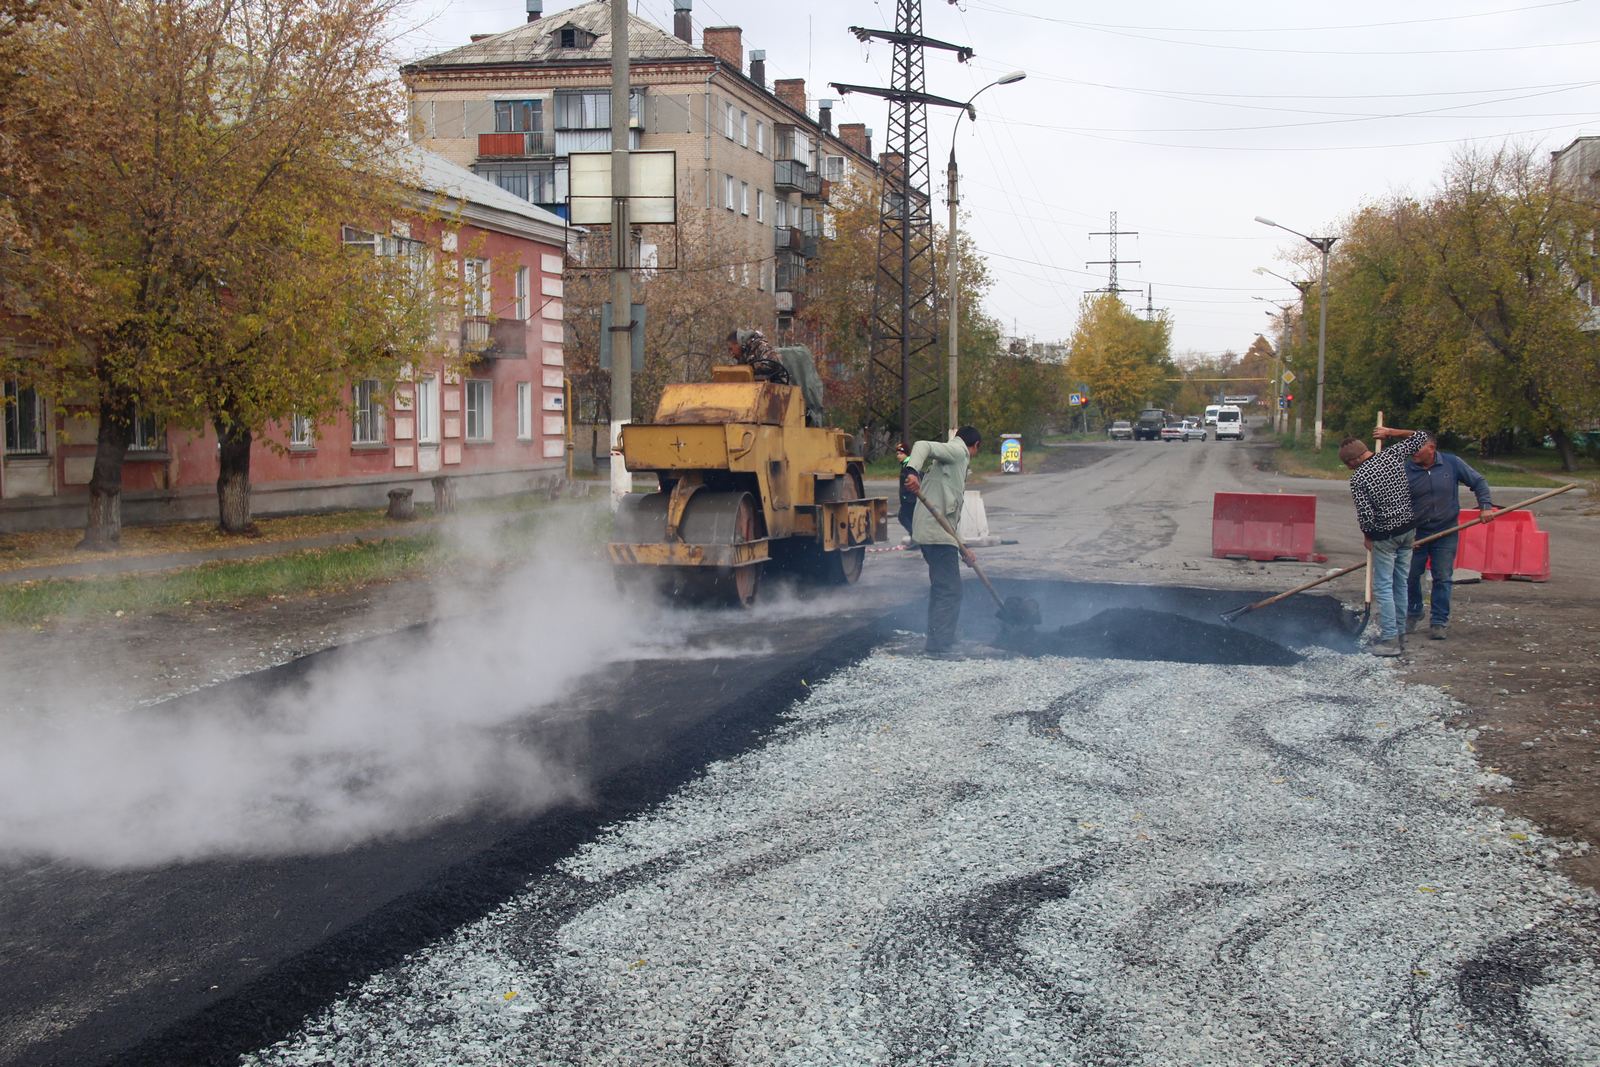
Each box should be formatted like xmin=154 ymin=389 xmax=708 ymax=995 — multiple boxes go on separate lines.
xmin=1430 ymin=624 xmax=1448 ymax=641
xmin=1405 ymin=615 xmax=1423 ymax=634
xmin=1369 ymin=637 xmax=1403 ymax=657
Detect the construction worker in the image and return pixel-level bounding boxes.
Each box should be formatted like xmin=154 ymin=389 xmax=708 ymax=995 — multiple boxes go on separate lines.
xmin=902 ymin=427 xmax=982 ymax=655
xmin=1339 ymin=426 xmax=1430 ymax=657
xmin=724 ymin=329 xmax=791 ymax=385
xmin=1405 ymin=433 xmax=1498 ymax=640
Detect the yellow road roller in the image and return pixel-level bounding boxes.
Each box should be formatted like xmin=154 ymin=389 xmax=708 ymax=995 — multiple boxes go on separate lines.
xmin=607 ymin=363 xmax=888 ymax=606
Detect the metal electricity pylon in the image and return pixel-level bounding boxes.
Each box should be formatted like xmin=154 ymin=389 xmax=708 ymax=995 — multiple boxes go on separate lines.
xmin=1087 ymin=211 xmax=1140 ymax=298
xmin=831 ymin=2 xmax=972 ymax=447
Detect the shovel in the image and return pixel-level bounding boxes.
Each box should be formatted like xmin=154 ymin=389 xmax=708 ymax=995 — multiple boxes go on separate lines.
xmin=910 ymin=486 xmax=1041 ymax=631
xmin=1219 ymin=482 xmax=1579 ymax=624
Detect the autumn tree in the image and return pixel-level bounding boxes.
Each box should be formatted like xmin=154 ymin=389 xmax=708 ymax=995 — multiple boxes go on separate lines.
xmin=0 ymin=0 xmax=443 ymax=543
xmin=1065 ymin=293 xmax=1176 ymax=419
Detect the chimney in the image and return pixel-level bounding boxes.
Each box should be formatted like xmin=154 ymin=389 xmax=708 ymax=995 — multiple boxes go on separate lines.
xmin=817 ymin=98 xmax=833 ymax=133
xmin=879 ymin=151 xmax=905 ymax=182
xmin=749 ymin=48 xmax=766 ymax=88
xmin=838 ymin=122 xmax=868 ymax=156
xmin=865 ymin=127 xmax=874 ymax=157
xmin=773 ymin=78 xmax=806 ymax=116
xmin=672 ymin=0 xmax=692 ymax=45
xmin=702 ymin=26 xmax=743 ymax=70
xmin=525 ymin=0 xmax=541 ymax=21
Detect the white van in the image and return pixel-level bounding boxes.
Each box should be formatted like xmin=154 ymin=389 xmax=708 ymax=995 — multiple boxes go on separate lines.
xmin=1214 ymin=405 xmax=1244 ymax=441
xmin=1204 ymin=404 xmax=1221 ymax=426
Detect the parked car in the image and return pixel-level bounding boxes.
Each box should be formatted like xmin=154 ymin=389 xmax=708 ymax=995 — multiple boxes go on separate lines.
xmin=1160 ymin=419 xmax=1207 ymax=442
xmin=1108 ymin=420 xmax=1134 ymax=440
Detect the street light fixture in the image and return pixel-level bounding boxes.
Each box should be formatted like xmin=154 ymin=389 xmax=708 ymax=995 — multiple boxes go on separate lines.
xmin=1254 ymin=296 xmax=1297 ymax=432
xmin=1254 ymin=216 xmax=1338 ymax=449
xmin=947 ymin=70 xmax=1026 ymax=434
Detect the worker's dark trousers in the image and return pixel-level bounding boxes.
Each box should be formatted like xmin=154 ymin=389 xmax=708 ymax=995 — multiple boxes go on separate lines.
xmin=920 ymin=544 xmax=962 ymax=652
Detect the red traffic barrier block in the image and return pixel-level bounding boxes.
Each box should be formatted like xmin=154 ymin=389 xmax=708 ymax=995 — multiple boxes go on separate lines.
xmin=1212 ymin=492 xmax=1324 ymax=562
xmin=1453 ymin=508 xmax=1550 ymax=582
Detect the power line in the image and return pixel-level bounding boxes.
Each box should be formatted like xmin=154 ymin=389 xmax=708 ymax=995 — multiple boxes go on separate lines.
xmin=964 ymin=0 xmax=1580 ymax=34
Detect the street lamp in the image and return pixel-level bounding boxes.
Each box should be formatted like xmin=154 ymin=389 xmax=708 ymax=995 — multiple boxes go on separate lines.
xmin=947 ymin=70 xmax=1025 ymax=434
xmin=1255 ymin=216 xmax=1337 ymax=449
xmin=1254 ymin=296 xmax=1296 ymax=432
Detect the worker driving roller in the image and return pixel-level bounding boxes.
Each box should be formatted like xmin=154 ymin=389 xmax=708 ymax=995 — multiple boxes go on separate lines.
xmin=725 ymin=329 xmax=792 ymax=385
xmin=724 ymin=328 xmax=826 ymax=427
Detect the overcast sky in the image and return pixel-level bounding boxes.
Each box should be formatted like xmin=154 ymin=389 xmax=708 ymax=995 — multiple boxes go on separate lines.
xmin=396 ymin=0 xmax=1600 ymax=359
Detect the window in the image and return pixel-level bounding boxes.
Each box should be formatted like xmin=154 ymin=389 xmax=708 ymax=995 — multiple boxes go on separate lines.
xmin=128 ymin=408 xmax=164 ymax=451
xmin=555 ymin=90 xmax=609 ymax=130
xmin=2 ymin=382 xmax=44 ymax=455
xmin=476 ymin=162 xmax=559 ymax=204
xmin=739 ymin=111 xmax=749 ymax=147
xmin=353 ymin=380 xmax=384 ymax=444
xmin=824 ymin=154 xmax=845 ymax=182
xmin=464 ymin=258 xmax=490 ymax=316
xmin=724 ymin=102 xmax=735 ymax=139
xmin=775 ymin=199 xmax=790 ymax=228
xmin=495 ymin=99 xmax=543 ymax=134
xmin=756 ymin=189 xmax=766 ymax=223
xmin=558 ymin=27 xmax=595 ymax=49
xmin=756 ymin=121 xmax=766 ymax=155
xmin=289 ymin=413 xmax=314 ymax=449
xmin=515 ymin=266 xmax=530 ymax=319
xmin=516 ymin=382 xmax=532 ymax=440
xmin=341 ymin=225 xmax=379 ymax=253
xmin=415 ymin=376 xmax=439 ymax=444
xmin=740 ymin=181 xmax=749 ymax=216
xmin=724 ymin=174 xmax=736 ymax=211
xmin=465 ymin=379 xmax=492 ymax=441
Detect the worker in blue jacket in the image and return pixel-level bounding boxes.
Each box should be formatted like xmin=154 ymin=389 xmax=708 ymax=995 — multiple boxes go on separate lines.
xmin=1406 ymin=433 xmax=1498 ymax=640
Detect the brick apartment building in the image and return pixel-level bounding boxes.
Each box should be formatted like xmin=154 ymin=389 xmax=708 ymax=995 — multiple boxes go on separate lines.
xmin=0 ymin=147 xmax=571 ymax=529
xmin=401 ymin=0 xmax=878 ymax=335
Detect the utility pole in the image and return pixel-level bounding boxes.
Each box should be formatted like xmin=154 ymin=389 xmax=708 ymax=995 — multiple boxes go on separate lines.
xmin=607 ymin=0 xmax=633 ymax=509
xmin=832 ymin=4 xmax=972 ymax=448
xmin=1087 ymin=211 xmax=1140 ymax=297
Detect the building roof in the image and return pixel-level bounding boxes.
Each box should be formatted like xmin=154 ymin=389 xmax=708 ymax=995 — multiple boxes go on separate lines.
xmin=400 ymin=143 xmax=569 ymax=243
xmin=406 ymin=0 xmax=701 ymax=71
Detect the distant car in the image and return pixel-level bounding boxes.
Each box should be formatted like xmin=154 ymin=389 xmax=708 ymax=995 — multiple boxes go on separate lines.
xmin=1161 ymin=419 xmax=1206 ymax=442
xmin=1134 ymin=407 xmax=1171 ymax=441
xmin=1214 ymin=405 xmax=1244 ymax=441
xmin=1108 ymin=420 xmax=1133 ymax=440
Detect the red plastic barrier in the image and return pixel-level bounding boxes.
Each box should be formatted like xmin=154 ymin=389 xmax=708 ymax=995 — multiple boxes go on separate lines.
xmin=1452 ymin=508 xmax=1550 ymax=581
xmin=1212 ymin=492 xmax=1322 ymax=562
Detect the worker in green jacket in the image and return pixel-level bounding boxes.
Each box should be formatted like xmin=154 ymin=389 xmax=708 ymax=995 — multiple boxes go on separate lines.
xmin=902 ymin=427 xmax=982 ymax=654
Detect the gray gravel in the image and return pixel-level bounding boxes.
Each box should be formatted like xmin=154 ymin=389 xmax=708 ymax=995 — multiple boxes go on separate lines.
xmin=244 ymin=646 xmax=1600 ymax=1067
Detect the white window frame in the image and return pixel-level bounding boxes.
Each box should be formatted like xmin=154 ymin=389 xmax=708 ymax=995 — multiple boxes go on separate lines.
xmin=465 ymin=379 xmax=493 ymax=442
xmin=724 ymin=174 xmax=736 ymax=211
xmin=740 ymin=181 xmax=749 ymax=216
xmin=353 ymin=379 xmax=385 ymax=445
xmin=464 ymin=257 xmax=490 ymax=316
xmin=775 ymin=199 xmax=790 ymax=229
xmin=515 ymin=266 xmax=530 ymax=320
xmin=415 ymin=375 xmax=439 ymax=444
xmin=128 ymin=407 xmax=164 ymax=452
xmin=756 ymin=189 xmax=765 ymax=223
xmin=2 ymin=381 xmax=46 ymax=455
xmin=289 ymin=412 xmax=315 ymax=449
xmin=739 ymin=110 xmax=749 ymax=147
xmin=516 ymin=382 xmax=532 ymax=440
xmin=724 ymin=102 xmax=735 ymax=139
xmin=824 ymin=154 xmax=845 ymax=182
xmin=756 ymin=121 xmax=766 ymax=155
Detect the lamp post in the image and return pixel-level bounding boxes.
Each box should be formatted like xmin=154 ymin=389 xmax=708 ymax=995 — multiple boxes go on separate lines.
xmin=947 ymin=70 xmax=1025 ymax=435
xmin=1255 ymin=216 xmax=1337 ymax=449
xmin=1253 ymin=298 xmax=1294 ymax=432
xmin=1254 ymin=267 xmax=1313 ymax=434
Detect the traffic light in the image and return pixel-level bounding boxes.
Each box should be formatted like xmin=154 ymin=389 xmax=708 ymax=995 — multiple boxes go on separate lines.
xmin=1285 ymin=393 xmax=1294 ymax=405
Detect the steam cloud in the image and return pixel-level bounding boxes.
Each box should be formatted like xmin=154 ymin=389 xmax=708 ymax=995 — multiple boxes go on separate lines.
xmin=0 ymin=512 xmax=766 ymax=869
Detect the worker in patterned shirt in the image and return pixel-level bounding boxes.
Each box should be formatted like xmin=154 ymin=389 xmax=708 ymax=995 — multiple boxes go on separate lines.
xmin=1338 ymin=426 xmax=1430 ymax=657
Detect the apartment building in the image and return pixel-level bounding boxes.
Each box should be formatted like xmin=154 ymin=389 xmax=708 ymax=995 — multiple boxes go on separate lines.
xmin=0 ymin=148 xmax=569 ymax=528
xmin=1551 ymin=136 xmax=1600 ymax=329
xmin=401 ymin=0 xmax=877 ymax=333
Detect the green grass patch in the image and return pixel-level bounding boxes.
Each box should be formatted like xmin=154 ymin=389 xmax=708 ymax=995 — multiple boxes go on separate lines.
xmin=1266 ymin=431 xmax=1598 ymax=490
xmin=0 ymin=536 xmax=441 ymax=626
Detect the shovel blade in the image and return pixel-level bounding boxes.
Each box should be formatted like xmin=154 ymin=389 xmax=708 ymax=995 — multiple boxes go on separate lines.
xmin=997 ymin=595 xmax=1042 ymax=629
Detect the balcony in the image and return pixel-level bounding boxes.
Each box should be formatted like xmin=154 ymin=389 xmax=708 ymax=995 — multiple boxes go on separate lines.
xmin=774 ymin=291 xmax=794 ymax=312
xmin=460 ymin=316 xmax=528 ymax=360
xmin=774 ymin=226 xmax=802 ymax=251
xmin=774 ymin=159 xmax=806 ymax=193
xmin=775 ymin=253 xmax=805 ymax=293
xmin=801 ymin=235 xmax=820 ymax=260
xmin=477 ymin=131 xmax=553 ymax=158
xmin=800 ymin=172 xmax=822 ymax=198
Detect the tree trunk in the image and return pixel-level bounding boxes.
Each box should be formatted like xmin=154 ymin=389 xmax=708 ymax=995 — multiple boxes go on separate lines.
xmin=79 ymin=393 xmax=135 ymax=551
xmin=215 ymin=418 xmax=257 ymax=534
xmin=1549 ymin=427 xmax=1578 ymax=473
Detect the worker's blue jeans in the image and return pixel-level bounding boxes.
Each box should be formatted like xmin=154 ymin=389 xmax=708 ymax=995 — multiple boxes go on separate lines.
xmin=1370 ymin=530 xmax=1415 ymax=641
xmin=1407 ymin=532 xmax=1458 ymax=627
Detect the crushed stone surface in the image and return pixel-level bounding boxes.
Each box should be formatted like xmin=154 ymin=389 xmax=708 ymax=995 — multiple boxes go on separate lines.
xmin=243 ymin=649 xmax=1600 ymax=1067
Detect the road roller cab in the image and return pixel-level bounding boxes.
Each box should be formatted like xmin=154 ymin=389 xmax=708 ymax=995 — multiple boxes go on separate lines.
xmin=607 ymin=364 xmax=888 ymax=606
